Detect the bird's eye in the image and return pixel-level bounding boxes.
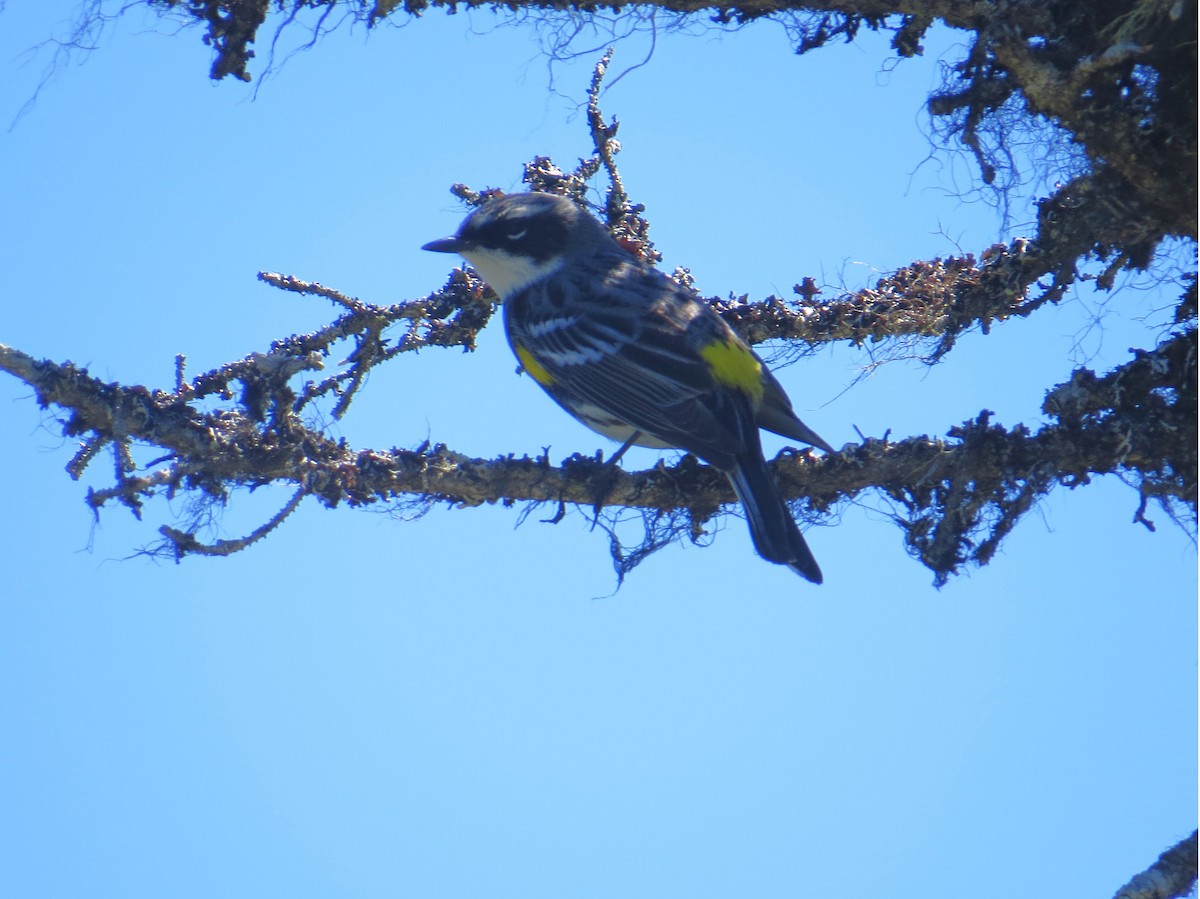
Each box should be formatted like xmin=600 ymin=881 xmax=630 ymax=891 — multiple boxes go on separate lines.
xmin=506 ymin=227 xmax=528 ymax=241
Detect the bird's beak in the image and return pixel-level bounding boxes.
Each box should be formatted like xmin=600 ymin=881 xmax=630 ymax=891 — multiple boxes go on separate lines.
xmin=422 ymin=236 xmax=467 ymax=254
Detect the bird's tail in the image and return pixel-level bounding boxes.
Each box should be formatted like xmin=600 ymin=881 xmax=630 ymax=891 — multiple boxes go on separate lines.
xmin=727 ymin=448 xmax=823 ymax=584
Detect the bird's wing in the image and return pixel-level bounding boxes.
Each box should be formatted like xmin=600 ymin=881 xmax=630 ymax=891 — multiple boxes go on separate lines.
xmin=516 ymin=268 xmax=748 ymax=465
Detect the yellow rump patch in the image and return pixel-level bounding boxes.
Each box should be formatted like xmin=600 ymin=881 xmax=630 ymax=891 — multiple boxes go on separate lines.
xmin=514 ymin=343 xmax=555 ymax=387
xmin=700 ymin=337 xmax=764 ymax=401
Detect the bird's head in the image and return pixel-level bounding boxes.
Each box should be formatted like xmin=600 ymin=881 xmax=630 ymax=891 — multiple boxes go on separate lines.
xmin=422 ymin=193 xmax=612 ymax=298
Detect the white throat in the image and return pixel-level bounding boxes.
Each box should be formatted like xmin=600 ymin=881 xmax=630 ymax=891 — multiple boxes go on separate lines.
xmin=460 ymin=247 xmax=564 ymax=299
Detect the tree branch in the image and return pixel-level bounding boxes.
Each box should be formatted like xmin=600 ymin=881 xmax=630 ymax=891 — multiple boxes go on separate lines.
xmin=1112 ymin=830 xmax=1199 ymax=899
xmin=2 ymin=322 xmax=1192 ymax=576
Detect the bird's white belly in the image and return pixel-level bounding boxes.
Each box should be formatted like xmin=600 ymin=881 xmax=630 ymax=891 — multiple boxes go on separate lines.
xmin=570 ymin=401 xmax=674 ymax=449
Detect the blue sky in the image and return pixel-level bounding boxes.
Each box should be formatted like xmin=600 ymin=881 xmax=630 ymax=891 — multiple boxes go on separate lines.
xmin=0 ymin=3 xmax=1194 ymax=897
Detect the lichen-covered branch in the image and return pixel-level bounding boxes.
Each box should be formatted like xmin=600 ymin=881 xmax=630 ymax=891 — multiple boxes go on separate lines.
xmin=1 ymin=322 xmax=1192 ymax=579
xmin=132 ymin=1 xmax=1196 ymax=330
xmin=1112 ymin=830 xmax=1199 ymax=899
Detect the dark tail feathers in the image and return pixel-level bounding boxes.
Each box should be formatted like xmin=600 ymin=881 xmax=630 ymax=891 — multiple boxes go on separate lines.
xmin=727 ymin=450 xmax=823 ymax=584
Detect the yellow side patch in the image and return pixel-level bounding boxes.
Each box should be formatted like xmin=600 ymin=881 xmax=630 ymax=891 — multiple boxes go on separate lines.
xmin=514 ymin=343 xmax=555 ymax=387
xmin=700 ymin=337 xmax=764 ymax=401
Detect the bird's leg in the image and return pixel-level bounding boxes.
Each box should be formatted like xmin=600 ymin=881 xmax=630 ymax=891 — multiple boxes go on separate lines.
xmin=588 ymin=431 xmax=643 ymax=527
xmin=605 ymin=431 xmax=641 ymax=468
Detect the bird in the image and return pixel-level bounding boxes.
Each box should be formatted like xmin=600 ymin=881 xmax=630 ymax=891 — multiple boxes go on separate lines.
xmin=423 ymin=192 xmax=834 ymax=583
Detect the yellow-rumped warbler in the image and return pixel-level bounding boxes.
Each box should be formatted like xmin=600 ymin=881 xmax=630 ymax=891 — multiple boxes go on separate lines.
xmin=423 ymin=192 xmax=834 ymax=583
